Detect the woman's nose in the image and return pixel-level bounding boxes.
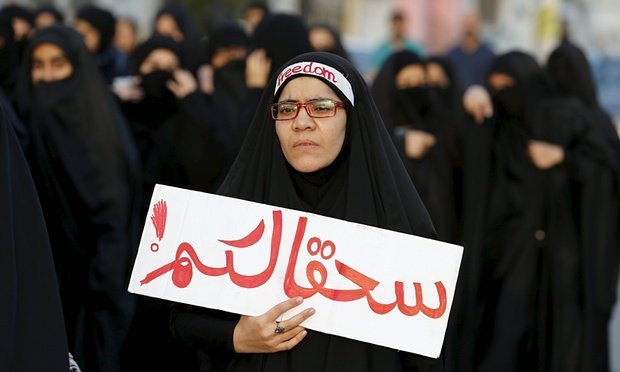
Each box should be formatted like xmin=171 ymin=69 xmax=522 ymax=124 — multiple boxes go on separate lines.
xmin=292 ymin=106 xmax=316 ymax=130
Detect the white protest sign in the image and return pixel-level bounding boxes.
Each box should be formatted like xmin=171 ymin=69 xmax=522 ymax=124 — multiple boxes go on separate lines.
xmin=128 ymin=184 xmax=463 ymax=358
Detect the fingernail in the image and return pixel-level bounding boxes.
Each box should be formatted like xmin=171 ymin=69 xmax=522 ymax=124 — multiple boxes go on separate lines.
xmin=295 ymin=296 xmax=303 ymax=303
xmin=308 ymin=308 xmax=315 ymax=315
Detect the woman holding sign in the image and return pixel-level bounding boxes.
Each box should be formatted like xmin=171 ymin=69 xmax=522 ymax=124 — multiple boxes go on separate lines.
xmin=170 ymin=52 xmax=444 ymax=371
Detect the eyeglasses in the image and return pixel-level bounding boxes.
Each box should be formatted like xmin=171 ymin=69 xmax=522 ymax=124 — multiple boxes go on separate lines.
xmin=269 ymin=99 xmax=345 ymax=120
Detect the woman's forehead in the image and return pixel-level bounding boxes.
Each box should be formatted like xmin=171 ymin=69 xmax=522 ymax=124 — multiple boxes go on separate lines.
xmin=279 ymin=76 xmax=338 ymax=99
xmin=32 ymin=42 xmax=66 ymax=59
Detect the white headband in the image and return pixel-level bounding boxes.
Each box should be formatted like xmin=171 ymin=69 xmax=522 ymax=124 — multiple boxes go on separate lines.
xmin=274 ymin=61 xmax=355 ymax=106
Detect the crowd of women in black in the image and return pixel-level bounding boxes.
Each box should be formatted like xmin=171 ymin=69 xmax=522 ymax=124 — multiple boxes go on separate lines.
xmin=1 ymin=2 xmax=618 ymax=372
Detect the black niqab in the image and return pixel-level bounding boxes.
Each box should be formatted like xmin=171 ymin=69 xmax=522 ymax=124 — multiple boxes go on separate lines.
xmin=204 ymin=21 xmax=250 ymax=65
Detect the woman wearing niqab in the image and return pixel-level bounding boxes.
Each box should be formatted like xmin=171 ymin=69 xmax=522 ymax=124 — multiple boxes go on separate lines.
xmin=202 ymin=21 xmax=251 ymax=168
xmin=371 ymin=50 xmax=461 ymax=243
xmin=121 ymin=35 xmax=227 ymax=217
xmin=119 ymin=36 xmax=226 ymax=371
xmin=170 ymin=51 xmax=444 ymax=372
xmin=231 ymin=13 xmax=313 ymax=161
xmin=154 ymin=4 xmax=204 ymax=72
xmin=15 ymin=24 xmax=140 ymax=372
xmin=546 ymin=42 xmax=620 ymax=372
xmin=468 ymin=51 xmax=608 ymax=372
xmin=74 ymin=5 xmax=121 ymax=84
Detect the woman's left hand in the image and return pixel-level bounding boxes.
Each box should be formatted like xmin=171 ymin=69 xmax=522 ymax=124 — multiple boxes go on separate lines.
xmin=233 ymin=296 xmax=315 ymax=354
xmin=527 ymin=140 xmax=564 ymax=169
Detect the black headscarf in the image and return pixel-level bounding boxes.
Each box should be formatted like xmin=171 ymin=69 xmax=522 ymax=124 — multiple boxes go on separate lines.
xmin=427 ymin=55 xmax=462 ymax=116
xmin=0 ymin=96 xmax=69 ymax=372
xmin=34 ymin=5 xmax=65 ymax=25
xmin=75 ymin=5 xmax=116 ymax=54
xmin=204 ymin=21 xmax=250 ymax=64
xmin=155 ymin=4 xmax=203 ymax=71
xmin=0 ymin=5 xmax=32 ymax=96
xmin=15 ymin=25 xmax=140 ymax=371
xmin=130 ymin=34 xmax=183 ymax=74
xmin=371 ymin=50 xmax=424 ymax=132
xmin=0 ymin=11 xmax=18 ymax=93
xmin=251 ymin=13 xmax=312 ymax=79
xmin=546 ymin=42 xmax=598 ymax=108
xmin=0 ymin=5 xmax=34 ymax=31
xmin=309 ymin=23 xmax=351 ymax=61
xmin=488 ymin=51 xmax=551 ymax=122
xmin=220 ymin=51 xmax=434 ymax=241
xmin=546 ymin=42 xmax=620 ymax=171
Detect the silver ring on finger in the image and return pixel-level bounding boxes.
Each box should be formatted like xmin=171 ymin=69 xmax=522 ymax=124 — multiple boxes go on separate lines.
xmin=274 ymin=320 xmax=285 ymax=334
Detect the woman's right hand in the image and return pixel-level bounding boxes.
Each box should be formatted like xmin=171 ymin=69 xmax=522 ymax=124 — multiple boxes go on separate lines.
xmin=405 ymin=129 xmax=436 ymax=159
xmin=245 ymin=48 xmax=271 ymax=89
xmin=233 ymin=297 xmax=315 ymax=353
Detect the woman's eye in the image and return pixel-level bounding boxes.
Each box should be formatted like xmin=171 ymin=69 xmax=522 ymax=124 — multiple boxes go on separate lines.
xmin=312 ymin=101 xmax=334 ymax=112
xmin=279 ymin=105 xmax=296 ymax=114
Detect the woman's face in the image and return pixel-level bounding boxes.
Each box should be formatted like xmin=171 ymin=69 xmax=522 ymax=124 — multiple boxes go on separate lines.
xmin=309 ymin=27 xmax=335 ymax=51
xmin=115 ymin=19 xmax=137 ymax=53
xmin=31 ymin=42 xmax=74 ymax=84
xmin=488 ymin=72 xmax=515 ymax=93
xmin=139 ymin=48 xmax=180 ymax=74
xmin=74 ymin=19 xmax=100 ymax=53
xmin=35 ymin=12 xmax=58 ymax=30
xmin=155 ymin=14 xmax=184 ymax=42
xmin=395 ymin=64 xmax=426 ymax=89
xmin=426 ymin=62 xmax=449 ymax=88
xmin=275 ymin=76 xmax=347 ymax=173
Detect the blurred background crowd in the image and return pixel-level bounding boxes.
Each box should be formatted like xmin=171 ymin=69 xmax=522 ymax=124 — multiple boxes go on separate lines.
xmin=1 ymin=0 xmax=619 ymax=371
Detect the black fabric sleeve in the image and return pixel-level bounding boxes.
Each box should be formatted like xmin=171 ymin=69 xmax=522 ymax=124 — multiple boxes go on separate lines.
xmin=169 ymin=303 xmax=239 ymax=357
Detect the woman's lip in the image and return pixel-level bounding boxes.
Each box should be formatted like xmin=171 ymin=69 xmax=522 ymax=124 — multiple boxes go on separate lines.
xmin=293 ymin=140 xmax=318 ymax=147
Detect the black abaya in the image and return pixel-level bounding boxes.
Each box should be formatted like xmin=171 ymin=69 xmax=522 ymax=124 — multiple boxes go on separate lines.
xmin=546 ymin=42 xmax=620 ymax=372
xmin=0 ymin=94 xmax=69 ymax=372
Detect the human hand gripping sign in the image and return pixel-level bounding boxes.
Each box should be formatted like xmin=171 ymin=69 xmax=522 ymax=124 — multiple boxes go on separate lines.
xmin=233 ymin=297 xmax=315 ymax=353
